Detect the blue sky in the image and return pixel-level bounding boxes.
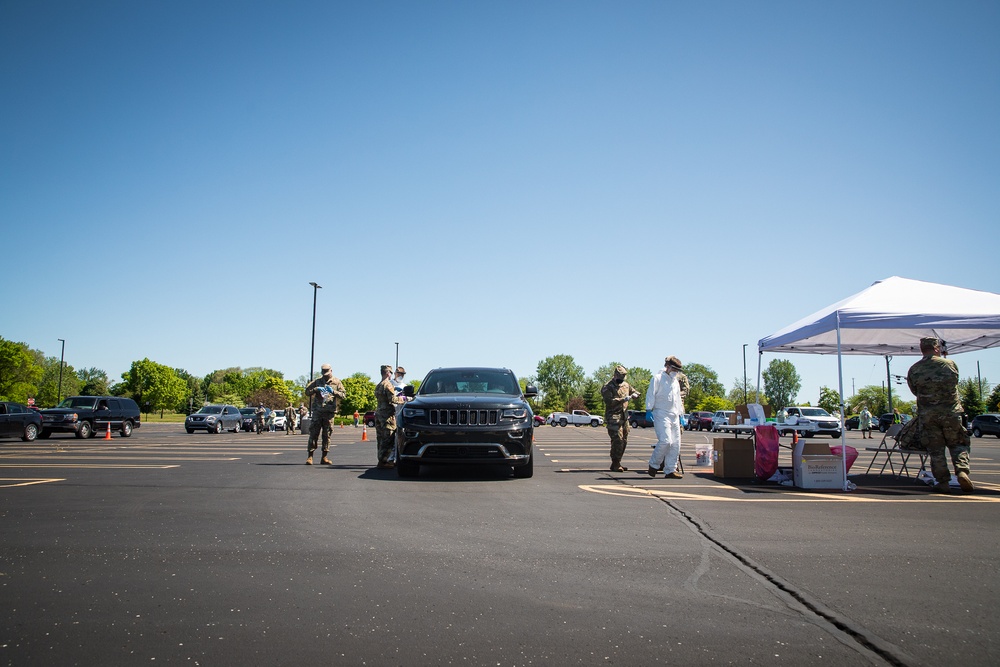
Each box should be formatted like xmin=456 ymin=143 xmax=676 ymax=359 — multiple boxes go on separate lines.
xmin=2 ymin=1 xmax=998 ymax=405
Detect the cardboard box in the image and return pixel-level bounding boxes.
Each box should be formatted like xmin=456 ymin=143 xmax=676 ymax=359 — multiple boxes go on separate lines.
xmin=713 ymin=438 xmax=754 ymax=478
xmin=792 ymin=440 xmax=845 ymax=489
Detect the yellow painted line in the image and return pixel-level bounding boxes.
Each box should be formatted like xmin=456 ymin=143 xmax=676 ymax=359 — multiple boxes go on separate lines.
xmin=579 ymin=484 xmax=1000 ymax=502
xmin=0 ymin=464 xmax=181 ymax=469
xmin=0 ymin=478 xmax=66 ymax=488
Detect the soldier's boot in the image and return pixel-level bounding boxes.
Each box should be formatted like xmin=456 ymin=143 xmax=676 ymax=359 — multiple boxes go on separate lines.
xmin=610 ymin=460 xmax=627 ymax=473
xmin=321 ymin=451 xmax=332 ymax=465
xmin=306 ymin=448 xmax=315 ymax=465
xmin=957 ymin=471 xmax=975 ymax=492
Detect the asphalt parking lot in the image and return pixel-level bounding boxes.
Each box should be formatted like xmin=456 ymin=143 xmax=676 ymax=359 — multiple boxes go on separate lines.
xmin=2 ymin=423 xmax=998 ymax=665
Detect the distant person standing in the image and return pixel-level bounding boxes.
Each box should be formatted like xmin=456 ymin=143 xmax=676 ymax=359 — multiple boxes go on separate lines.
xmin=374 ymin=364 xmax=403 ymax=469
xmin=646 ymin=356 xmax=685 ymax=479
xmin=285 ymin=402 xmax=297 ymax=435
xmin=906 ymin=337 xmax=974 ymax=493
xmin=601 ymin=365 xmax=638 ymax=473
xmin=297 ymin=403 xmax=308 ymax=427
xmin=859 ymin=405 xmax=873 ymax=439
xmin=353 ymin=410 xmax=360 ymax=428
xmin=304 ymin=364 xmax=346 ymax=466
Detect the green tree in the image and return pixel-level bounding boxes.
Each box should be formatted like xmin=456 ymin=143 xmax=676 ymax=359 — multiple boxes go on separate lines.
xmin=535 ymin=354 xmax=584 ymax=409
xmin=762 ymin=359 xmax=801 ymax=409
xmin=817 ymin=386 xmax=841 ymax=415
xmin=0 ymin=338 xmax=42 ymax=402
xmin=580 ymin=378 xmax=603 ymax=413
xmin=626 ymin=366 xmax=652 ymax=411
xmin=77 ymin=367 xmax=110 ymax=396
xmin=986 ymin=383 xmax=1000 ymax=413
xmin=699 ymin=395 xmax=733 ymax=412
xmin=340 ymin=372 xmax=376 ymax=415
xmin=959 ymin=377 xmax=985 ymax=417
xmin=121 ymin=358 xmax=186 ymax=415
xmin=34 ymin=351 xmax=79 ymax=407
xmin=849 ymin=385 xmax=888 ymax=416
xmin=683 ymin=363 xmax=725 ymax=411
xmin=726 ymin=383 xmax=766 ymax=407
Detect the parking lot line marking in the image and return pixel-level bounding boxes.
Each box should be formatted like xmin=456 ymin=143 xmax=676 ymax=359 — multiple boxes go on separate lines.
xmin=0 ymin=478 xmax=66 ymax=488
xmin=579 ymin=484 xmax=1000 ymax=502
xmin=0 ymin=464 xmax=181 ymax=469
xmin=0 ymin=456 xmax=242 ymax=461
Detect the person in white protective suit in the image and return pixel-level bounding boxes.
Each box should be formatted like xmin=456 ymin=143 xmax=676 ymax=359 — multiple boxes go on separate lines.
xmin=646 ymin=356 xmax=686 ymax=478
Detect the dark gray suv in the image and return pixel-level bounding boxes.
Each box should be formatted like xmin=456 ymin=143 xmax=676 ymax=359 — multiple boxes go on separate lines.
xmin=970 ymin=414 xmax=1000 ymax=438
xmin=394 ymin=367 xmax=537 ymax=478
xmin=40 ymin=396 xmax=141 ymax=438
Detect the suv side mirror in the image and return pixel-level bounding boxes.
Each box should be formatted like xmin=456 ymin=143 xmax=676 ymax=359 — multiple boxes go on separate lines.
xmin=403 ymin=385 xmax=415 ymax=398
xmin=524 ymin=385 xmax=538 ymax=398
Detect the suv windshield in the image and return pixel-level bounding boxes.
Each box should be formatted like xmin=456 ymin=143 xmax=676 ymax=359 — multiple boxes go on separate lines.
xmin=420 ymin=370 xmax=519 ymax=395
xmin=197 ymin=406 xmax=223 ymax=414
xmin=58 ymin=397 xmax=97 ymax=409
xmin=800 ymin=408 xmax=832 ymax=417
xmin=240 ymin=408 xmax=256 ymax=416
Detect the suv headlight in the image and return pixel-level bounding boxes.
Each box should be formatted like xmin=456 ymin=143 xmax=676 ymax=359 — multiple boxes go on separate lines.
xmin=402 ymin=407 xmax=425 ymax=418
xmin=502 ymin=408 xmax=528 ymax=419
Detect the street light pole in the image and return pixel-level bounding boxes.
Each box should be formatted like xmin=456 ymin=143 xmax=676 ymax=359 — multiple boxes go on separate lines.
xmin=309 ymin=282 xmax=321 ymax=383
xmin=395 ymin=342 xmax=399 ymax=370
xmin=742 ymin=343 xmax=748 ymax=405
xmin=57 ymin=339 xmax=65 ymax=404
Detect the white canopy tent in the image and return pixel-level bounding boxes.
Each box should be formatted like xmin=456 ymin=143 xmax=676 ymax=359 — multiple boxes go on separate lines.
xmin=756 ymin=276 xmax=1000 ymax=490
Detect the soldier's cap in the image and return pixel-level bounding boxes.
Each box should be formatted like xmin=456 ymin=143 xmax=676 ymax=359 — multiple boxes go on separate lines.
xmin=396 ymin=366 xmax=406 ymax=375
xmin=614 ymin=365 xmax=627 ymax=376
xmin=919 ymin=337 xmax=939 ymax=348
xmin=320 ymin=363 xmax=333 ymax=375
xmin=665 ymin=356 xmax=683 ymax=371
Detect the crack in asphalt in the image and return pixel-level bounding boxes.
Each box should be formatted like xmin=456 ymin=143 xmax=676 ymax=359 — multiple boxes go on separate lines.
xmin=609 ymin=473 xmax=923 ymax=667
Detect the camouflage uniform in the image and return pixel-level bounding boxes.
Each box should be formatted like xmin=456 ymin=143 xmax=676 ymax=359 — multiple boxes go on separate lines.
xmin=906 ymin=341 xmax=971 ymax=488
xmin=305 ymin=364 xmax=346 ymax=464
xmin=284 ymin=403 xmax=296 ymax=434
xmin=601 ymin=365 xmax=634 ymax=472
xmin=375 ymin=370 xmax=402 ymax=467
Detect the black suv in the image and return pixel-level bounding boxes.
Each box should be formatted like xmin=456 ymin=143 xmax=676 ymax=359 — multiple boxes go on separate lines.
xmin=394 ymin=367 xmax=537 ymax=478
xmin=970 ymin=414 xmax=1000 ymax=438
xmin=627 ymin=410 xmax=652 ymax=428
xmin=40 ymin=396 xmax=141 ymax=438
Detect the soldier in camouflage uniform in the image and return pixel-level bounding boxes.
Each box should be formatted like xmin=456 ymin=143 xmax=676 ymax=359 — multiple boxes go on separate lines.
xmin=906 ymin=337 xmax=974 ymax=493
xmin=374 ymin=364 xmax=403 ymax=469
xmin=304 ymin=363 xmax=346 ymax=465
xmin=601 ymin=365 xmax=639 ymax=472
xmin=284 ymin=402 xmax=297 ymax=435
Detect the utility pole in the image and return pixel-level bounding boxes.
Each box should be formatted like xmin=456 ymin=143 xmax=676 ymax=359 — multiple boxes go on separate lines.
xmin=57 ymin=339 xmax=66 ymax=404
xmin=308 ymin=282 xmax=321 ymax=382
xmin=742 ymin=343 xmax=748 ymax=405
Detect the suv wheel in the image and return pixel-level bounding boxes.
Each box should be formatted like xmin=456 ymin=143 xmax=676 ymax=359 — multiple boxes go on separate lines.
xmin=512 ymin=452 xmax=534 ymax=478
xmin=77 ymin=421 xmax=93 ymax=439
xmin=186 ymin=428 xmax=195 ymax=434
xmin=213 ymin=422 xmax=223 ymax=434
xmin=23 ymin=423 xmax=38 ymax=442
xmin=629 ymin=420 xmax=638 ymax=428
xmin=973 ymin=427 xmax=982 ymax=437
xmin=120 ymin=420 xmax=133 ymax=437
xmin=396 ymin=458 xmax=419 ymax=478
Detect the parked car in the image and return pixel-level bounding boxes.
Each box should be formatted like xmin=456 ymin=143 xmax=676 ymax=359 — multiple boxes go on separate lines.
xmin=239 ymin=407 xmax=258 ymax=432
xmin=0 ymin=401 xmax=43 ymax=441
xmin=40 ymin=396 xmax=141 ymax=439
xmin=688 ymin=411 xmax=714 ymax=431
xmin=710 ymin=410 xmax=736 ymax=432
xmin=185 ymin=404 xmax=242 ymax=433
xmin=394 ymin=367 xmax=537 ymax=478
xmin=844 ymin=414 xmax=878 ymax=431
xmin=628 ymin=410 xmax=653 ymax=428
xmin=273 ymin=409 xmax=286 ymax=431
xmin=533 ymin=414 xmax=546 ymax=426
xmin=877 ymin=413 xmax=911 ymax=433
xmin=364 ymin=411 xmax=376 ymax=427
xmin=969 ymin=413 xmax=1000 ymax=438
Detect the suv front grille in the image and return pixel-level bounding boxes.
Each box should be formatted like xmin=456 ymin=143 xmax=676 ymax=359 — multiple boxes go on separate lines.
xmin=429 ymin=409 xmax=500 ymax=426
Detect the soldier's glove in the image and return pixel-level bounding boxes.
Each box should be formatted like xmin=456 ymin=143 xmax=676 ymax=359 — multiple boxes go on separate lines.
xmin=646 ymin=410 xmax=653 ymax=422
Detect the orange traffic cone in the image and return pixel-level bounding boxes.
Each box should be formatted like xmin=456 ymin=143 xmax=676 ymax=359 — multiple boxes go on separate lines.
xmin=340 ymin=422 xmax=344 ymax=428
xmin=791 ymin=429 xmax=799 ymax=445
xmin=361 ymin=425 xmax=368 ymax=441
xmin=104 ymin=421 xmax=112 ymax=440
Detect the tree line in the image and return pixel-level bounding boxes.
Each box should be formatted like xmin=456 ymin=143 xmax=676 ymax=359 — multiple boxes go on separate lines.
xmin=3 ymin=337 xmax=996 ymax=419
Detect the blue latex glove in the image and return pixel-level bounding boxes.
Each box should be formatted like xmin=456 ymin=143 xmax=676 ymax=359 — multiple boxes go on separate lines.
xmin=680 ymin=414 xmax=688 ymax=427
xmin=645 ymin=410 xmax=653 ymax=423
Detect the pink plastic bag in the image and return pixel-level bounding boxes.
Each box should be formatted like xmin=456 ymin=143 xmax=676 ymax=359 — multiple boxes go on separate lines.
xmin=753 ymin=425 xmax=780 ymax=480
xmin=830 ymin=445 xmax=859 ymax=473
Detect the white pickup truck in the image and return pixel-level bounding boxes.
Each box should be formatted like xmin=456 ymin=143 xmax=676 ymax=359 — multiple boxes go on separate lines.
xmin=549 ymin=410 xmax=604 ymax=427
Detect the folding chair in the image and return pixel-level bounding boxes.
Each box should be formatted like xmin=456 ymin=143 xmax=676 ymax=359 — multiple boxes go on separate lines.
xmin=864 ymin=423 xmax=903 ymax=475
